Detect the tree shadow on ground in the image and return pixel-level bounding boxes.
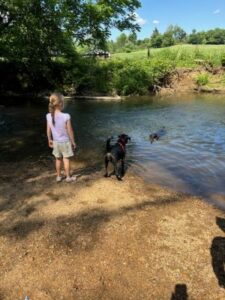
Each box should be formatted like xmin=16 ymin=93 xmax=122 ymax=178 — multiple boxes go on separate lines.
xmin=0 ymin=192 xmax=184 ymax=253
xmin=9 ymin=219 xmax=45 ymax=239
xmin=0 ymin=160 xmax=102 ymax=214
xmin=211 ymin=217 xmax=225 ymax=288
xmin=73 ymin=163 xmax=102 ymax=179
xmin=171 ymin=284 xmax=188 ymax=300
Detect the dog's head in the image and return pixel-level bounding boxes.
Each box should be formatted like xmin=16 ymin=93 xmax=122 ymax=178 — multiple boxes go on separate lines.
xmin=149 ymin=134 xmax=154 ymax=143
xmin=118 ymin=134 xmax=131 ymax=144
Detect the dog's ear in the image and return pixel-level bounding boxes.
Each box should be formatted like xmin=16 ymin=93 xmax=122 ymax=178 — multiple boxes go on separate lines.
xmin=118 ymin=134 xmax=121 ymax=138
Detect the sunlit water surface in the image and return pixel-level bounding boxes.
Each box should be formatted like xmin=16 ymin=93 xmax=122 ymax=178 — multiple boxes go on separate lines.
xmin=1 ymin=95 xmax=225 ymax=203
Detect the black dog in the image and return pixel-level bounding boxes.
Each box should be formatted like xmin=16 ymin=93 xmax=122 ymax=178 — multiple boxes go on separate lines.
xmin=104 ymin=134 xmax=131 ymax=180
xmin=149 ymin=127 xmax=166 ymax=143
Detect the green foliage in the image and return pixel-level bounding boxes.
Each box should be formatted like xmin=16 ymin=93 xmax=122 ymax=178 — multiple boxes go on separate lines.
xmin=150 ymin=28 xmax=163 ymax=48
xmin=162 ymin=32 xmax=175 ymax=47
xmin=112 ymin=60 xmax=150 ymax=95
xmin=111 ymin=58 xmax=175 ymax=95
xmin=60 ymin=56 xmax=175 ymax=96
xmin=205 ymin=28 xmax=225 ymax=44
xmin=221 ymin=55 xmax=225 ymax=67
xmin=172 ymin=25 xmax=187 ymax=43
xmin=196 ymin=74 xmax=209 ymax=86
xmin=115 ymin=33 xmax=128 ymax=50
xmin=112 ymin=45 xmax=225 ymax=67
xmin=1 ymin=0 xmax=141 ymax=57
xmin=108 ymin=32 xmax=143 ymax=54
xmin=188 ymin=28 xmax=225 ymax=45
xmin=150 ymin=25 xmax=187 ymax=48
xmin=128 ymin=32 xmax=137 ymax=44
xmin=109 ymin=26 xmax=225 ymax=54
xmin=75 ymin=59 xmax=115 ymax=95
xmin=0 ymin=0 xmax=141 ymax=94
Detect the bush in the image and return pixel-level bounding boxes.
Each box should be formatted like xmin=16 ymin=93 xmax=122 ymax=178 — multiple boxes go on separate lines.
xmin=110 ymin=58 xmax=175 ymax=95
xmin=0 ymin=51 xmax=176 ymax=96
xmin=0 ymin=60 xmax=65 ymax=94
xmin=196 ymin=73 xmax=209 ymax=86
xmin=221 ymin=55 xmax=225 ymax=67
xmin=112 ymin=61 xmax=150 ymax=95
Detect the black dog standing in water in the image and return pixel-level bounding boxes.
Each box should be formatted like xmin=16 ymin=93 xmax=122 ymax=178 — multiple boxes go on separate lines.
xmin=149 ymin=126 xmax=166 ymax=143
xmin=104 ymin=134 xmax=131 ymax=180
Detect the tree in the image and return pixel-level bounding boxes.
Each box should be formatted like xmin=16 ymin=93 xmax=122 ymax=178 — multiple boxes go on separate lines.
xmin=150 ymin=28 xmax=163 ymax=48
xmin=128 ymin=32 xmax=137 ymax=45
xmin=173 ymin=25 xmax=187 ymax=43
xmin=162 ymin=26 xmax=175 ymax=47
xmin=107 ymin=40 xmax=117 ymax=53
xmin=0 ymin=0 xmax=142 ymax=61
xmin=116 ymin=33 xmax=128 ymax=49
xmin=188 ymin=29 xmax=206 ymax=44
xmin=0 ymin=0 xmax=141 ymax=92
xmin=205 ymin=28 xmax=225 ymax=44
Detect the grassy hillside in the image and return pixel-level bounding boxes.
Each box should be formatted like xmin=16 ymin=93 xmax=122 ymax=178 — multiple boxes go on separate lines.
xmin=112 ymin=44 xmax=225 ymax=67
xmin=71 ymin=45 xmax=225 ymax=96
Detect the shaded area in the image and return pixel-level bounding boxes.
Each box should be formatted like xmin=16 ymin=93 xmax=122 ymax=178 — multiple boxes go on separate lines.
xmin=49 ymin=209 xmax=110 ymax=252
xmin=211 ymin=217 xmax=225 ymax=288
xmin=1 ymin=162 xmax=224 ymax=299
xmin=0 ymin=105 xmax=47 ymax=162
xmin=0 ymin=158 xmax=184 ymax=248
xmin=0 ymin=161 xmax=101 ymax=216
xmin=10 ymin=220 xmax=45 ymax=239
xmin=171 ymin=284 xmax=188 ymax=300
xmin=0 ymin=193 xmax=183 ymax=244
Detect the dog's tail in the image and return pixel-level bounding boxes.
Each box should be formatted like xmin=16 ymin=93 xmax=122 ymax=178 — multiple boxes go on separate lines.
xmin=106 ymin=136 xmax=113 ymax=152
xmin=105 ymin=152 xmax=113 ymax=162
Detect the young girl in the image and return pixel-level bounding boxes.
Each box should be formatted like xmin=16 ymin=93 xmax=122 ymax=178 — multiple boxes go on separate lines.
xmin=46 ymin=93 xmax=77 ymax=182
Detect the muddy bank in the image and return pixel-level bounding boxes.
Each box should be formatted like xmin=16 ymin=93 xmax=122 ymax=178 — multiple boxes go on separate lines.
xmin=158 ymin=67 xmax=225 ymax=96
xmin=0 ymin=159 xmax=225 ymax=299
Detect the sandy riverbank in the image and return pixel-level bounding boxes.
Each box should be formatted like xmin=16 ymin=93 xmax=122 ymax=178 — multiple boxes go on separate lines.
xmin=0 ymin=159 xmax=225 ymax=299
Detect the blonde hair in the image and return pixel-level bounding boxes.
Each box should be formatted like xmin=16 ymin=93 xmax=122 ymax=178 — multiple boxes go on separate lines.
xmin=48 ymin=93 xmax=64 ymax=126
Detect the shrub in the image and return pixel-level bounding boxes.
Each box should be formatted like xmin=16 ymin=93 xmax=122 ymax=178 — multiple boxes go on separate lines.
xmin=110 ymin=58 xmax=175 ymax=95
xmin=112 ymin=60 xmax=150 ymax=95
xmin=196 ymin=73 xmax=209 ymax=86
xmin=221 ymin=55 xmax=225 ymax=67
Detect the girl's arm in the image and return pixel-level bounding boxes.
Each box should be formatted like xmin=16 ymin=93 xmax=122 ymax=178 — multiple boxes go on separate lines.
xmin=66 ymin=119 xmax=76 ymax=149
xmin=47 ymin=122 xmax=53 ymax=148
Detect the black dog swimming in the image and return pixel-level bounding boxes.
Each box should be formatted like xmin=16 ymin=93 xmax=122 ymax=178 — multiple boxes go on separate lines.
xmin=104 ymin=134 xmax=131 ymax=180
xmin=149 ymin=127 xmax=166 ymax=143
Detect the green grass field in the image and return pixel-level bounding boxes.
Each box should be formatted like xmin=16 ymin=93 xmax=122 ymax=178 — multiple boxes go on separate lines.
xmin=112 ymin=44 xmax=225 ymax=67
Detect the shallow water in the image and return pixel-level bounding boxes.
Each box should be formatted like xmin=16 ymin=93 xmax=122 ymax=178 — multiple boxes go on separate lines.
xmin=1 ymin=95 xmax=225 ymax=200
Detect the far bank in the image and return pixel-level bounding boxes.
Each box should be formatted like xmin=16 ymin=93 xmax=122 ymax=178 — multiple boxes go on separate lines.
xmin=1 ymin=45 xmax=225 ymax=102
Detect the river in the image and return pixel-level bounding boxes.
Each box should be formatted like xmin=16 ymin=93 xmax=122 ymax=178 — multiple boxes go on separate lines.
xmin=1 ymin=94 xmax=225 ymax=200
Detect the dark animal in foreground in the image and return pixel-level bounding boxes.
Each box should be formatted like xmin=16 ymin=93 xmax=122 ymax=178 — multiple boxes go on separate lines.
xmin=104 ymin=134 xmax=131 ymax=180
xmin=171 ymin=284 xmax=188 ymax=300
xmin=149 ymin=127 xmax=166 ymax=143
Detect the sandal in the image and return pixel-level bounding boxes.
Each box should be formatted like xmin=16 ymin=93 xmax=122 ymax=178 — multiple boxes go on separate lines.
xmin=66 ymin=175 xmax=77 ymax=183
xmin=56 ymin=176 xmax=63 ymax=183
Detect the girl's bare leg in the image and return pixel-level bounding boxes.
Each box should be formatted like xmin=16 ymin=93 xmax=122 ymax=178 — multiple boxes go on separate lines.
xmin=63 ymin=157 xmax=70 ymax=178
xmin=56 ymin=158 xmax=62 ymax=177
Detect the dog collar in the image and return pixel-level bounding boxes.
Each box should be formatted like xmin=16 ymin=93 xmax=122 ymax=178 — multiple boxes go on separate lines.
xmin=118 ymin=142 xmax=125 ymax=152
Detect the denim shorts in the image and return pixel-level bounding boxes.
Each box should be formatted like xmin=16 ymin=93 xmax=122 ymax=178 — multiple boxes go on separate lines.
xmin=52 ymin=141 xmax=74 ymax=158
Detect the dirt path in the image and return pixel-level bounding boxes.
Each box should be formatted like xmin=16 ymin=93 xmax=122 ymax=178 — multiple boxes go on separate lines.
xmin=0 ymin=160 xmax=225 ymax=299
